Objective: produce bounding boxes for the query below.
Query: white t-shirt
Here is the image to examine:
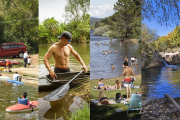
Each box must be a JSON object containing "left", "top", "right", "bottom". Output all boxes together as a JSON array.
[
  {"left": 13, "top": 74, "right": 19, "bottom": 81},
  {"left": 23, "top": 53, "right": 28, "bottom": 58},
  {"left": 131, "top": 57, "right": 135, "bottom": 61},
  {"left": 28, "top": 58, "right": 31, "bottom": 63}
]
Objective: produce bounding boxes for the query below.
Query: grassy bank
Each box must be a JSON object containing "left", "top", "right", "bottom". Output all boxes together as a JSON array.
[{"left": 90, "top": 75, "right": 141, "bottom": 120}]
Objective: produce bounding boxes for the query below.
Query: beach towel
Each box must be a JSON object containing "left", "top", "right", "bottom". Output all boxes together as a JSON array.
[{"left": 91, "top": 99, "right": 117, "bottom": 105}]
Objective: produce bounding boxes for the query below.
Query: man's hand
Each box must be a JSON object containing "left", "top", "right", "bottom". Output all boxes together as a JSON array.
[
  {"left": 82, "top": 66, "right": 88, "bottom": 73},
  {"left": 49, "top": 70, "right": 57, "bottom": 80}
]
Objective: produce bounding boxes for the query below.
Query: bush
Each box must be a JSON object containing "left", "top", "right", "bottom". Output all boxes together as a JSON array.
[{"left": 92, "top": 25, "right": 109, "bottom": 36}]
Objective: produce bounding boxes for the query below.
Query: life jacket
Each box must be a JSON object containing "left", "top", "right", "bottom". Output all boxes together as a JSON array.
[{"left": 18, "top": 98, "right": 28, "bottom": 105}]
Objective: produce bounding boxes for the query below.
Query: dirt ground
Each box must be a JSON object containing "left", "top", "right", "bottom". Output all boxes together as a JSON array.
[{"left": 1, "top": 54, "right": 39, "bottom": 78}]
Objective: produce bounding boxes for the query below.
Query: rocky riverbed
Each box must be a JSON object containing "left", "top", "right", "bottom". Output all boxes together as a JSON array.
[{"left": 141, "top": 94, "right": 180, "bottom": 120}]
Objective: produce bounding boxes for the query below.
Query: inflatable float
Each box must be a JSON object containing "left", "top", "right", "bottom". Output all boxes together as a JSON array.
[
  {"left": 7, "top": 79, "right": 23, "bottom": 84},
  {"left": 6, "top": 101, "right": 39, "bottom": 113}
]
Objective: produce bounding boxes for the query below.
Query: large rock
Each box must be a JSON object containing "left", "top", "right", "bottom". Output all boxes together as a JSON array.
[
  {"left": 142, "top": 51, "right": 164, "bottom": 69},
  {"left": 159, "top": 52, "right": 180, "bottom": 65}
]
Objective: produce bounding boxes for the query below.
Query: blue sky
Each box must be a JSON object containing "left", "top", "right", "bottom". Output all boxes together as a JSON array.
[
  {"left": 142, "top": 19, "right": 177, "bottom": 37},
  {"left": 141, "top": 1, "right": 179, "bottom": 37}
]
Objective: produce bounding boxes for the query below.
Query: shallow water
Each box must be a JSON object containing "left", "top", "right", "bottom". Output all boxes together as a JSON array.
[
  {"left": 38, "top": 43, "right": 90, "bottom": 120},
  {"left": 142, "top": 64, "right": 180, "bottom": 100},
  {"left": 90, "top": 31, "right": 141, "bottom": 80},
  {"left": 0, "top": 81, "right": 38, "bottom": 120}
]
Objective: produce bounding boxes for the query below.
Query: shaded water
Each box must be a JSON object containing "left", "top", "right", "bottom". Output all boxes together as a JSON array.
[
  {"left": 90, "top": 31, "right": 141, "bottom": 80},
  {"left": 38, "top": 43, "right": 90, "bottom": 120},
  {"left": 0, "top": 81, "right": 38, "bottom": 120},
  {"left": 142, "top": 64, "right": 180, "bottom": 101}
]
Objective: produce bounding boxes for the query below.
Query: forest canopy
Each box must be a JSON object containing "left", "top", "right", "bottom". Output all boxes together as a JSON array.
[{"left": 0, "top": 0, "right": 38, "bottom": 53}]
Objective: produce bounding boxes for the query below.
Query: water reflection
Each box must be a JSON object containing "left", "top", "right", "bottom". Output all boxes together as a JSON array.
[
  {"left": 39, "top": 91, "right": 84, "bottom": 120},
  {"left": 142, "top": 65, "right": 180, "bottom": 101}
]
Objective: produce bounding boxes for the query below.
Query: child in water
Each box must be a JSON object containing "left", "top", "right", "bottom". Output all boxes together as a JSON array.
[{"left": 18, "top": 92, "right": 31, "bottom": 106}]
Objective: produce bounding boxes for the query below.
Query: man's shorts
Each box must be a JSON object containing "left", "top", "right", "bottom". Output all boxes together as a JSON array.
[
  {"left": 124, "top": 83, "right": 131, "bottom": 88},
  {"left": 54, "top": 67, "right": 70, "bottom": 73},
  {"left": 28, "top": 63, "right": 31, "bottom": 65}
]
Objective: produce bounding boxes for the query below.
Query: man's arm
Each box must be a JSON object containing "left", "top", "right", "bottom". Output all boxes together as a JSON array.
[
  {"left": 69, "top": 45, "right": 87, "bottom": 73},
  {"left": 122, "top": 69, "right": 126, "bottom": 77},
  {"left": 43, "top": 46, "right": 57, "bottom": 79}
]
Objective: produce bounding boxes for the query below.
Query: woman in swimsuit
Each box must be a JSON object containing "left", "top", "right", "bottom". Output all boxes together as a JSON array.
[
  {"left": 96, "top": 90, "right": 116, "bottom": 105},
  {"left": 108, "top": 80, "right": 122, "bottom": 90},
  {"left": 96, "top": 78, "right": 108, "bottom": 90}
]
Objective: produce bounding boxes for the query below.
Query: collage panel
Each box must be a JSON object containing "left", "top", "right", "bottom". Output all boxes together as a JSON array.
[
  {"left": 0, "top": 0, "right": 39, "bottom": 119},
  {"left": 90, "top": 0, "right": 141, "bottom": 119},
  {"left": 141, "top": 0, "right": 180, "bottom": 119},
  {"left": 39, "top": 0, "right": 90, "bottom": 119}
]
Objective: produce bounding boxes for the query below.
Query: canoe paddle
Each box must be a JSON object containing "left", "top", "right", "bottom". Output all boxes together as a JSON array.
[{"left": 43, "top": 64, "right": 90, "bottom": 101}]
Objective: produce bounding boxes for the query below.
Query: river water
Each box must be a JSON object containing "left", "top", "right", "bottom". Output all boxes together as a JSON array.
[
  {"left": 142, "top": 64, "right": 180, "bottom": 101},
  {"left": 0, "top": 81, "right": 38, "bottom": 120},
  {"left": 38, "top": 43, "right": 90, "bottom": 120},
  {"left": 90, "top": 31, "right": 141, "bottom": 80}
]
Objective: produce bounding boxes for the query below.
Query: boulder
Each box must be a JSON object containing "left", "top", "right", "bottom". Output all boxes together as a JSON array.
[
  {"left": 159, "top": 52, "right": 180, "bottom": 65},
  {"left": 142, "top": 51, "right": 164, "bottom": 69}
]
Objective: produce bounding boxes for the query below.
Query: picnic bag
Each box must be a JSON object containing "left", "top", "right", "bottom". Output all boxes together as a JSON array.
[{"left": 116, "top": 93, "right": 123, "bottom": 103}]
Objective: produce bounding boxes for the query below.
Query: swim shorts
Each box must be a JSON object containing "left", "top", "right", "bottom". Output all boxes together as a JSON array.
[
  {"left": 124, "top": 83, "right": 131, "bottom": 88},
  {"left": 54, "top": 67, "right": 70, "bottom": 73}
]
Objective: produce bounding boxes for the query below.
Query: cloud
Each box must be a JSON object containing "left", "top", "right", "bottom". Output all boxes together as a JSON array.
[{"left": 90, "top": 4, "right": 115, "bottom": 18}]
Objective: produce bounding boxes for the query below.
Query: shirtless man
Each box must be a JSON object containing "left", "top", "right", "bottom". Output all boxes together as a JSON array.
[
  {"left": 122, "top": 61, "right": 134, "bottom": 99},
  {"left": 44, "top": 31, "right": 88, "bottom": 80}
]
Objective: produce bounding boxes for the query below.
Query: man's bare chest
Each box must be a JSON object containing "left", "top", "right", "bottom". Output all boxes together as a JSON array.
[{"left": 53, "top": 47, "right": 70, "bottom": 58}]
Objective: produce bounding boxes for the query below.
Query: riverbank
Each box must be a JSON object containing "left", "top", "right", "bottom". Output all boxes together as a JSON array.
[
  {"left": 90, "top": 75, "right": 141, "bottom": 120},
  {"left": 0, "top": 54, "right": 38, "bottom": 85}
]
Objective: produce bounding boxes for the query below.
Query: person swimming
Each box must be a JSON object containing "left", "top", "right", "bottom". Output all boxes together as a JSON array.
[
  {"left": 115, "top": 49, "right": 117, "bottom": 53},
  {"left": 111, "top": 64, "right": 114, "bottom": 69},
  {"left": 108, "top": 49, "right": 112, "bottom": 53}
]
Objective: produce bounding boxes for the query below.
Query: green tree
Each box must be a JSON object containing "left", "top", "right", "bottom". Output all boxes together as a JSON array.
[
  {"left": 0, "top": 0, "right": 38, "bottom": 53},
  {"left": 63, "top": 0, "right": 90, "bottom": 24},
  {"left": 112, "top": 0, "right": 141, "bottom": 40}
]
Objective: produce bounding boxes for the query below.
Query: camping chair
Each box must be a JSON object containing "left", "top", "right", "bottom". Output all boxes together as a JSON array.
[{"left": 125, "top": 94, "right": 141, "bottom": 114}]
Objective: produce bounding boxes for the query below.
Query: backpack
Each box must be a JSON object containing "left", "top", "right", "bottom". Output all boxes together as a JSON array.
[{"left": 116, "top": 93, "right": 123, "bottom": 103}]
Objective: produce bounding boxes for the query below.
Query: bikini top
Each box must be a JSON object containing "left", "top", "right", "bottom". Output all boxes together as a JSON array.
[{"left": 99, "top": 83, "right": 104, "bottom": 86}]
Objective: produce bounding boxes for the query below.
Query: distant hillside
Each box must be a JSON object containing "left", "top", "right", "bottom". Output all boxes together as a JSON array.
[{"left": 90, "top": 17, "right": 102, "bottom": 25}]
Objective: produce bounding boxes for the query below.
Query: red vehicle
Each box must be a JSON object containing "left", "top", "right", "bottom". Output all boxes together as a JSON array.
[{"left": 0, "top": 43, "right": 27, "bottom": 58}]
